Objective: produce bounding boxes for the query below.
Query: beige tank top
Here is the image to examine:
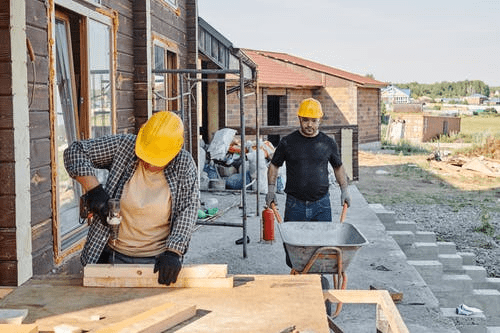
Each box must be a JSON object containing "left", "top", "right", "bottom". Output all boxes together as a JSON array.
[{"left": 109, "top": 160, "right": 171, "bottom": 257}]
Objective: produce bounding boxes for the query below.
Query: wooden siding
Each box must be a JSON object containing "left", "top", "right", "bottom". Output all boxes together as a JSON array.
[
  {"left": 0, "top": 0, "right": 199, "bottom": 285},
  {"left": 26, "top": 0, "right": 52, "bottom": 276}
]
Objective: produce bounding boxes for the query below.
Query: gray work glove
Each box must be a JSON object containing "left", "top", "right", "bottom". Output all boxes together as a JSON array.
[
  {"left": 340, "top": 186, "right": 351, "bottom": 207},
  {"left": 266, "top": 184, "right": 277, "bottom": 207}
]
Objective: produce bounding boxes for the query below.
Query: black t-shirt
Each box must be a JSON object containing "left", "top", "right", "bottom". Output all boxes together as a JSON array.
[{"left": 271, "top": 130, "right": 342, "bottom": 202}]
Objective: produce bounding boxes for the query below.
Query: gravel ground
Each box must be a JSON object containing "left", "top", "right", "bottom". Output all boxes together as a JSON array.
[{"left": 386, "top": 202, "right": 500, "bottom": 277}]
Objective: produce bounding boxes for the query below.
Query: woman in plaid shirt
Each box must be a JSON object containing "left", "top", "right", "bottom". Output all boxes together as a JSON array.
[{"left": 64, "top": 111, "right": 199, "bottom": 285}]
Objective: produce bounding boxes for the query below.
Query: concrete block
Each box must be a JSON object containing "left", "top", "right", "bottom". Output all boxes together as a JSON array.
[
  {"left": 438, "top": 242, "right": 458, "bottom": 255},
  {"left": 465, "top": 289, "right": 500, "bottom": 326},
  {"left": 404, "top": 242, "right": 439, "bottom": 260},
  {"left": 485, "top": 278, "right": 500, "bottom": 291},
  {"left": 438, "top": 254, "right": 464, "bottom": 273},
  {"left": 387, "top": 230, "right": 415, "bottom": 250},
  {"left": 407, "top": 260, "right": 443, "bottom": 284},
  {"left": 415, "top": 231, "right": 436, "bottom": 243},
  {"left": 393, "top": 220, "right": 417, "bottom": 233},
  {"left": 369, "top": 204, "right": 397, "bottom": 224},
  {"left": 458, "top": 252, "right": 476, "bottom": 265},
  {"left": 441, "top": 307, "right": 487, "bottom": 333},
  {"left": 463, "top": 265, "right": 487, "bottom": 284},
  {"left": 431, "top": 275, "right": 473, "bottom": 307}
]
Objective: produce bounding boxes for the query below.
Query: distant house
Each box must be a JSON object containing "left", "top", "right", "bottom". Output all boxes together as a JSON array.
[
  {"left": 225, "top": 49, "right": 387, "bottom": 147},
  {"left": 387, "top": 114, "right": 461, "bottom": 144},
  {"left": 381, "top": 85, "right": 411, "bottom": 104},
  {"left": 464, "top": 94, "right": 488, "bottom": 105},
  {"left": 487, "top": 98, "right": 500, "bottom": 105}
]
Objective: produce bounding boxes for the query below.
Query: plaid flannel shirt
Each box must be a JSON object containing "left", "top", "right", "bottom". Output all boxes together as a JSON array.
[{"left": 63, "top": 134, "right": 199, "bottom": 266}]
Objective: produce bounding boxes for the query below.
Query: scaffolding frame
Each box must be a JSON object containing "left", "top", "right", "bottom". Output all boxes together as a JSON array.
[{"left": 153, "top": 58, "right": 260, "bottom": 258}]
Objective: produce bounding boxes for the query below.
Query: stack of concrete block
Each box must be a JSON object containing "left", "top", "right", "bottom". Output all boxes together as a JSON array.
[{"left": 369, "top": 203, "right": 500, "bottom": 333}]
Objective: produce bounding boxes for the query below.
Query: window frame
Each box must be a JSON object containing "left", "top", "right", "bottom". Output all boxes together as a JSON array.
[
  {"left": 162, "top": 0, "right": 178, "bottom": 9},
  {"left": 152, "top": 38, "right": 179, "bottom": 112},
  {"left": 51, "top": 2, "right": 116, "bottom": 263}
]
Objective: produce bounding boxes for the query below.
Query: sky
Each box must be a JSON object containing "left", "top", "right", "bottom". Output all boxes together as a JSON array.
[{"left": 198, "top": 0, "right": 500, "bottom": 87}]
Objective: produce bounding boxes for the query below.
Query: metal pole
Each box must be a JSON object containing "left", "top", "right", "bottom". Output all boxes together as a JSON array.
[
  {"left": 239, "top": 58, "right": 247, "bottom": 258},
  {"left": 187, "top": 74, "right": 192, "bottom": 154},
  {"left": 255, "top": 83, "right": 260, "bottom": 218},
  {"left": 153, "top": 68, "right": 240, "bottom": 75},
  {"left": 179, "top": 74, "right": 185, "bottom": 121}
]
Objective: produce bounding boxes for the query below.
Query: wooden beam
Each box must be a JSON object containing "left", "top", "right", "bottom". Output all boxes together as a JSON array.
[
  {"left": 323, "top": 290, "right": 409, "bottom": 333},
  {"left": 84, "top": 264, "right": 233, "bottom": 288},
  {"left": 94, "top": 302, "right": 196, "bottom": 333}
]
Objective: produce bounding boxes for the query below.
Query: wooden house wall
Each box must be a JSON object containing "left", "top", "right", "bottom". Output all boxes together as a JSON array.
[
  {"left": 21, "top": 0, "right": 197, "bottom": 278},
  {"left": 0, "top": 0, "right": 17, "bottom": 286}
]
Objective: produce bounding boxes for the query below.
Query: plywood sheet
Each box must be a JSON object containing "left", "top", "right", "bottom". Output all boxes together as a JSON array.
[{"left": 34, "top": 295, "right": 195, "bottom": 332}]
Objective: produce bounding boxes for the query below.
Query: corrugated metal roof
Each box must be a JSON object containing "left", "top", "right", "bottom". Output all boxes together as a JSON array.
[{"left": 243, "top": 49, "right": 387, "bottom": 87}]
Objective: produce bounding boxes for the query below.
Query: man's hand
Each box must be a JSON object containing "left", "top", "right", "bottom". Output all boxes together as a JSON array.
[
  {"left": 340, "top": 186, "right": 351, "bottom": 208},
  {"left": 85, "top": 184, "right": 110, "bottom": 223},
  {"left": 266, "top": 184, "right": 277, "bottom": 207},
  {"left": 154, "top": 251, "right": 182, "bottom": 285}
]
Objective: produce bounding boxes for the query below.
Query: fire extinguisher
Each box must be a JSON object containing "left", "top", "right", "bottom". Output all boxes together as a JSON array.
[{"left": 262, "top": 202, "right": 282, "bottom": 241}]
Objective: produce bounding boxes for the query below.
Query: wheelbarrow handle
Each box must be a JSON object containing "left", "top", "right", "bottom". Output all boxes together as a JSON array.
[
  {"left": 270, "top": 202, "right": 282, "bottom": 223},
  {"left": 340, "top": 202, "right": 348, "bottom": 223}
]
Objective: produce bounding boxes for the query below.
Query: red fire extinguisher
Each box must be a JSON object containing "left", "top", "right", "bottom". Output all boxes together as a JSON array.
[{"left": 262, "top": 202, "right": 282, "bottom": 241}]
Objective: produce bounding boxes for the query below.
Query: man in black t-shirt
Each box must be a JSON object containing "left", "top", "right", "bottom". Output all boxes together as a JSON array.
[{"left": 266, "top": 98, "right": 351, "bottom": 222}]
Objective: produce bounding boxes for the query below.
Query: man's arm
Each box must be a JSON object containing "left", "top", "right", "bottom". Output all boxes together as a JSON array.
[
  {"left": 333, "top": 165, "right": 348, "bottom": 189},
  {"left": 75, "top": 175, "right": 100, "bottom": 192},
  {"left": 334, "top": 165, "right": 351, "bottom": 207},
  {"left": 267, "top": 162, "right": 279, "bottom": 185},
  {"left": 266, "top": 163, "right": 280, "bottom": 207}
]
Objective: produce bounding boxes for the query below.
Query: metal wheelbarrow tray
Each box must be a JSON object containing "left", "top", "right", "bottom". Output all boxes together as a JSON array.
[{"left": 278, "top": 222, "right": 368, "bottom": 274}]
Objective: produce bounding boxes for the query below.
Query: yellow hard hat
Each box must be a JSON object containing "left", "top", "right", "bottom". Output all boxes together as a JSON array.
[
  {"left": 135, "top": 111, "right": 184, "bottom": 166},
  {"left": 297, "top": 98, "right": 323, "bottom": 118}
]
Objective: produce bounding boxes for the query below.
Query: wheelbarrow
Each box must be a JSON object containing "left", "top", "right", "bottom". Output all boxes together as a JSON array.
[{"left": 273, "top": 203, "right": 369, "bottom": 318}]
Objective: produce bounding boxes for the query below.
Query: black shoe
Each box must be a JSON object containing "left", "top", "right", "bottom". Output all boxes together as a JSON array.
[{"left": 235, "top": 236, "right": 250, "bottom": 245}]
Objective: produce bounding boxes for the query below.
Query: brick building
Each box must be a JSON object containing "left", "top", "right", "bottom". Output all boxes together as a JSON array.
[{"left": 225, "top": 49, "right": 387, "bottom": 146}]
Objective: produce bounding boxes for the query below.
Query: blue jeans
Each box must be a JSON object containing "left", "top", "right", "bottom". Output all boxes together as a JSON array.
[
  {"left": 283, "top": 193, "right": 332, "bottom": 268},
  {"left": 98, "top": 245, "right": 157, "bottom": 264},
  {"left": 284, "top": 193, "right": 332, "bottom": 222}
]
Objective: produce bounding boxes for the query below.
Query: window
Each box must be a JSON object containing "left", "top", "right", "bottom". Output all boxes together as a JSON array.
[
  {"left": 52, "top": 8, "right": 115, "bottom": 258},
  {"left": 163, "top": 0, "right": 178, "bottom": 8},
  {"left": 153, "top": 42, "right": 178, "bottom": 112}
]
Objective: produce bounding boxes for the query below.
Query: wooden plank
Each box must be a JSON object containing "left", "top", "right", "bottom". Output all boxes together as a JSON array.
[
  {"left": 0, "top": 324, "right": 38, "bottom": 333},
  {"left": 95, "top": 302, "right": 195, "bottom": 333},
  {"left": 85, "top": 264, "right": 227, "bottom": 278},
  {"left": 323, "top": 290, "right": 409, "bottom": 333},
  {"left": 84, "top": 264, "right": 233, "bottom": 288}
]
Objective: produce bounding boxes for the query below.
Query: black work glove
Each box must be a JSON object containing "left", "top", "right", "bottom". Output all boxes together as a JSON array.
[
  {"left": 266, "top": 184, "right": 277, "bottom": 207},
  {"left": 86, "top": 184, "right": 110, "bottom": 224},
  {"left": 154, "top": 251, "right": 182, "bottom": 285}
]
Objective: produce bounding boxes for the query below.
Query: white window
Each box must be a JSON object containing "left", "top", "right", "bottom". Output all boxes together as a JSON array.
[
  {"left": 163, "top": 0, "right": 178, "bottom": 8},
  {"left": 52, "top": 7, "right": 115, "bottom": 258}
]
